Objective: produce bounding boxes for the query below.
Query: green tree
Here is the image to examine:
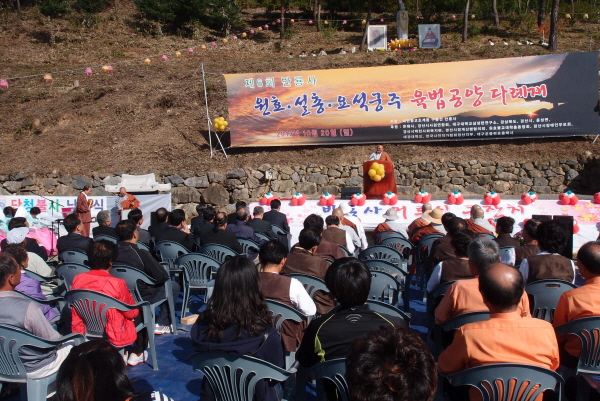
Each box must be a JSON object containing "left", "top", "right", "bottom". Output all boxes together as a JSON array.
[
  {"left": 38, "top": 0, "right": 70, "bottom": 47},
  {"left": 72, "top": 0, "right": 105, "bottom": 14},
  {"left": 208, "top": 0, "right": 241, "bottom": 36},
  {"left": 134, "top": 0, "right": 176, "bottom": 34}
]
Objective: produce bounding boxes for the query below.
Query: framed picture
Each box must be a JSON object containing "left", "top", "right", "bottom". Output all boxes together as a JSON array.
[
  {"left": 368, "top": 25, "right": 387, "bottom": 51},
  {"left": 418, "top": 24, "right": 441, "bottom": 49}
]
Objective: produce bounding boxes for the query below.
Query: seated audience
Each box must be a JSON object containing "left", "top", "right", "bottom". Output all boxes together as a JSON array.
[
  {"left": 3, "top": 243, "right": 59, "bottom": 322},
  {"left": 199, "top": 212, "right": 243, "bottom": 254},
  {"left": 192, "top": 255, "right": 284, "bottom": 401},
  {"left": 227, "top": 201, "right": 247, "bottom": 225},
  {"left": 409, "top": 208, "right": 446, "bottom": 245},
  {"left": 332, "top": 208, "right": 361, "bottom": 252},
  {"left": 302, "top": 214, "right": 344, "bottom": 260},
  {"left": 297, "top": 257, "right": 406, "bottom": 367},
  {"left": 408, "top": 203, "right": 433, "bottom": 237},
  {"left": 0, "top": 253, "right": 73, "bottom": 383},
  {"left": 154, "top": 209, "right": 195, "bottom": 251},
  {"left": 92, "top": 210, "right": 117, "bottom": 239},
  {"left": 192, "top": 206, "right": 216, "bottom": 243},
  {"left": 372, "top": 208, "right": 408, "bottom": 241},
  {"left": 554, "top": 241, "right": 600, "bottom": 366},
  {"left": 435, "top": 238, "right": 530, "bottom": 324},
  {"left": 27, "top": 206, "right": 44, "bottom": 228},
  {"left": 147, "top": 207, "right": 169, "bottom": 238},
  {"left": 258, "top": 240, "right": 316, "bottom": 352},
  {"left": 281, "top": 228, "right": 334, "bottom": 315},
  {"left": 339, "top": 203, "right": 368, "bottom": 250},
  {"left": 247, "top": 206, "right": 277, "bottom": 240},
  {"left": 127, "top": 209, "right": 151, "bottom": 246},
  {"left": 114, "top": 219, "right": 179, "bottom": 335},
  {"left": 519, "top": 220, "right": 575, "bottom": 284},
  {"left": 263, "top": 199, "right": 290, "bottom": 249},
  {"left": 346, "top": 325, "right": 437, "bottom": 401},
  {"left": 438, "top": 263, "right": 559, "bottom": 401},
  {"left": 465, "top": 205, "right": 494, "bottom": 234},
  {"left": 52, "top": 339, "right": 175, "bottom": 401},
  {"left": 426, "top": 231, "right": 474, "bottom": 292},
  {"left": 190, "top": 203, "right": 207, "bottom": 230},
  {"left": 322, "top": 215, "right": 353, "bottom": 253},
  {"left": 71, "top": 241, "right": 147, "bottom": 366},
  {"left": 5, "top": 226, "right": 54, "bottom": 281},
  {"left": 494, "top": 216, "right": 520, "bottom": 248},
  {"left": 1, "top": 217, "right": 49, "bottom": 260},
  {"left": 56, "top": 214, "right": 94, "bottom": 254},
  {"left": 514, "top": 218, "right": 541, "bottom": 266},
  {"left": 0, "top": 206, "right": 14, "bottom": 232},
  {"left": 424, "top": 214, "right": 466, "bottom": 271},
  {"left": 226, "top": 207, "right": 265, "bottom": 259}
]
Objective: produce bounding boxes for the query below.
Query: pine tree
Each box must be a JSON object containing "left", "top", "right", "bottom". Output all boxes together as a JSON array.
[{"left": 38, "top": 0, "right": 70, "bottom": 48}]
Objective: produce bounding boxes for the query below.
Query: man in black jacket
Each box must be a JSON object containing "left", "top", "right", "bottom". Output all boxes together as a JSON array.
[
  {"left": 114, "top": 219, "right": 179, "bottom": 335},
  {"left": 154, "top": 209, "right": 195, "bottom": 251},
  {"left": 199, "top": 212, "right": 243, "bottom": 254},
  {"left": 148, "top": 207, "right": 170, "bottom": 238},
  {"left": 247, "top": 206, "right": 277, "bottom": 240},
  {"left": 56, "top": 214, "right": 94, "bottom": 254},
  {"left": 262, "top": 199, "right": 290, "bottom": 249},
  {"left": 92, "top": 210, "right": 117, "bottom": 239}
]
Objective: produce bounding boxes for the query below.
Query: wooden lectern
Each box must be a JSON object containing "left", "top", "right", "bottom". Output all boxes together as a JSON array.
[{"left": 363, "top": 161, "right": 397, "bottom": 199}]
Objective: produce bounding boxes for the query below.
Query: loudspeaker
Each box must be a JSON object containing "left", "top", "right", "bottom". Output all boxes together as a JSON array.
[
  {"left": 532, "top": 214, "right": 573, "bottom": 259},
  {"left": 341, "top": 187, "right": 362, "bottom": 200}
]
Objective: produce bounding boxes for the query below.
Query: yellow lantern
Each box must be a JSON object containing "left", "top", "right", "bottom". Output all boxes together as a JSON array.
[
  {"left": 290, "top": 19, "right": 295, "bottom": 23},
  {"left": 324, "top": 20, "right": 328, "bottom": 25},
  {"left": 242, "top": 32, "right": 247, "bottom": 38},
  {"left": 175, "top": 51, "right": 181, "bottom": 57},
  {"left": 362, "top": 20, "right": 366, "bottom": 24},
  {"left": 201, "top": 44, "right": 207, "bottom": 50},
  {"left": 144, "top": 58, "right": 151, "bottom": 64},
  {"left": 43, "top": 74, "right": 52, "bottom": 83},
  {"left": 222, "top": 39, "right": 228, "bottom": 44},
  {"left": 258, "top": 26, "right": 263, "bottom": 31}
]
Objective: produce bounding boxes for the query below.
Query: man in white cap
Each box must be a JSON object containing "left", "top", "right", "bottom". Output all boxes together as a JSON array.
[
  {"left": 372, "top": 208, "right": 408, "bottom": 240},
  {"left": 339, "top": 203, "right": 368, "bottom": 250},
  {"left": 409, "top": 208, "right": 446, "bottom": 245}
]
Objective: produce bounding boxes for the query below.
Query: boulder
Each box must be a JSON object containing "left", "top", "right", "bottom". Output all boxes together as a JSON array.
[
  {"left": 72, "top": 175, "right": 92, "bottom": 190},
  {"left": 54, "top": 185, "right": 79, "bottom": 196},
  {"left": 171, "top": 187, "right": 201, "bottom": 204},
  {"left": 202, "top": 184, "right": 229, "bottom": 206},
  {"left": 308, "top": 173, "right": 329, "bottom": 185},
  {"left": 208, "top": 172, "right": 225, "bottom": 183},
  {"left": 227, "top": 169, "right": 246, "bottom": 179},
  {"left": 184, "top": 176, "right": 209, "bottom": 188},
  {"left": 3, "top": 181, "right": 21, "bottom": 193},
  {"left": 296, "top": 182, "right": 317, "bottom": 195}
]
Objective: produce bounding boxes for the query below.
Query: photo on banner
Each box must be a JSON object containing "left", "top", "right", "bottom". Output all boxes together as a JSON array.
[
  {"left": 224, "top": 52, "right": 599, "bottom": 147},
  {"left": 418, "top": 24, "right": 441, "bottom": 49},
  {"left": 367, "top": 25, "right": 388, "bottom": 50}
]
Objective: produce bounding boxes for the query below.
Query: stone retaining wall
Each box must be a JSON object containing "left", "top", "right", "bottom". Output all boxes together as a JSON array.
[{"left": 2, "top": 152, "right": 599, "bottom": 210}]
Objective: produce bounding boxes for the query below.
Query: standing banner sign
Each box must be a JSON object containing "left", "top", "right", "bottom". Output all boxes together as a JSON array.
[{"left": 224, "top": 52, "right": 599, "bottom": 147}]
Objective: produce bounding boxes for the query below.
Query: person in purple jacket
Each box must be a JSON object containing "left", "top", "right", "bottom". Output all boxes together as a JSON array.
[{"left": 3, "top": 243, "right": 59, "bottom": 322}]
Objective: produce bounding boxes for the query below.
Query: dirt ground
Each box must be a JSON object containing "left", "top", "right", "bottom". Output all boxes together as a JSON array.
[{"left": 1, "top": 3, "right": 599, "bottom": 175}]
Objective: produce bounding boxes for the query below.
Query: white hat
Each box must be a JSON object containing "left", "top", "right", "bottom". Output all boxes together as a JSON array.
[
  {"left": 339, "top": 202, "right": 352, "bottom": 214},
  {"left": 6, "top": 227, "right": 29, "bottom": 244},
  {"left": 423, "top": 208, "right": 444, "bottom": 225},
  {"left": 382, "top": 208, "right": 399, "bottom": 221}
]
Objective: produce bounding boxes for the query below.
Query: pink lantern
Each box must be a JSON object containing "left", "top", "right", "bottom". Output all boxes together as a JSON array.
[
  {"left": 451, "top": 14, "right": 457, "bottom": 19},
  {"left": 84, "top": 68, "right": 93, "bottom": 76},
  {"left": 250, "top": 29, "right": 255, "bottom": 34},
  {"left": 211, "top": 42, "right": 217, "bottom": 47},
  {"left": 233, "top": 35, "right": 238, "bottom": 40},
  {"left": 161, "top": 54, "right": 168, "bottom": 61},
  {"left": 308, "top": 19, "right": 313, "bottom": 24},
  {"left": 264, "top": 24, "right": 269, "bottom": 29},
  {"left": 188, "top": 48, "right": 194, "bottom": 55},
  {"left": 277, "top": 19, "right": 281, "bottom": 23},
  {"left": 380, "top": 18, "right": 384, "bottom": 22},
  {"left": 342, "top": 20, "right": 347, "bottom": 24},
  {"left": 0, "top": 80, "right": 8, "bottom": 89}
]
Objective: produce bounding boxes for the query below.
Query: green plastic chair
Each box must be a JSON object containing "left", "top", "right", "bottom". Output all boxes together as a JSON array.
[
  {"left": 441, "top": 363, "right": 563, "bottom": 401},
  {"left": 283, "top": 273, "right": 328, "bottom": 301},
  {"left": 0, "top": 324, "right": 84, "bottom": 401},
  {"left": 55, "top": 263, "right": 90, "bottom": 291},
  {"left": 198, "top": 244, "right": 238, "bottom": 265},
  {"left": 307, "top": 358, "right": 349, "bottom": 401},
  {"left": 175, "top": 253, "right": 220, "bottom": 321},
  {"left": 65, "top": 289, "right": 159, "bottom": 370},
  {"left": 526, "top": 279, "right": 577, "bottom": 323},
  {"left": 93, "top": 234, "right": 118, "bottom": 244},
  {"left": 191, "top": 351, "right": 296, "bottom": 401},
  {"left": 58, "top": 250, "right": 88, "bottom": 266},
  {"left": 366, "top": 299, "right": 410, "bottom": 326}
]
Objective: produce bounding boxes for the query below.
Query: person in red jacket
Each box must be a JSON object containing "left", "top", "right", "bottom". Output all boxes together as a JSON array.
[{"left": 71, "top": 240, "right": 148, "bottom": 366}]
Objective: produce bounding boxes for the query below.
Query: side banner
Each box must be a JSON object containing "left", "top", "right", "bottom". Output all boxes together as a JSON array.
[{"left": 225, "top": 52, "right": 599, "bottom": 147}]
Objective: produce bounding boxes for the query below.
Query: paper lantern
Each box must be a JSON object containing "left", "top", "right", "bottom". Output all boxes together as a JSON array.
[
  {"left": 249, "top": 30, "right": 254, "bottom": 35},
  {"left": 529, "top": 9, "right": 535, "bottom": 13},
  {"left": 521, "top": 191, "right": 538, "bottom": 205},
  {"left": 379, "top": 18, "right": 384, "bottom": 22},
  {"left": 102, "top": 65, "right": 113, "bottom": 73},
  {"left": 233, "top": 36, "right": 238, "bottom": 40},
  {"left": 584, "top": 13, "right": 589, "bottom": 19},
  {"left": 319, "top": 193, "right": 336, "bottom": 206},
  {"left": 342, "top": 20, "right": 347, "bottom": 24},
  {"left": 290, "top": 192, "right": 306, "bottom": 206},
  {"left": 211, "top": 42, "right": 217, "bottom": 47},
  {"left": 559, "top": 190, "right": 578, "bottom": 205},
  {"left": 43, "top": 74, "right": 52, "bottom": 83},
  {"left": 221, "top": 39, "right": 227, "bottom": 44},
  {"left": 471, "top": 14, "right": 476, "bottom": 19},
  {"left": 447, "top": 190, "right": 464, "bottom": 205},
  {"left": 201, "top": 44, "right": 207, "bottom": 50},
  {"left": 290, "top": 19, "right": 294, "bottom": 23},
  {"left": 264, "top": 24, "right": 269, "bottom": 29},
  {"left": 0, "top": 80, "right": 7, "bottom": 89},
  {"left": 565, "top": 14, "right": 572, "bottom": 19},
  {"left": 451, "top": 14, "right": 457, "bottom": 19},
  {"left": 324, "top": 20, "right": 328, "bottom": 25},
  {"left": 271, "top": 22, "right": 276, "bottom": 25},
  {"left": 362, "top": 20, "right": 366, "bottom": 24},
  {"left": 350, "top": 193, "right": 366, "bottom": 206},
  {"left": 242, "top": 32, "right": 248, "bottom": 37},
  {"left": 260, "top": 192, "right": 278, "bottom": 205},
  {"left": 594, "top": 192, "right": 600, "bottom": 204},
  {"left": 309, "top": 20, "right": 313, "bottom": 24},
  {"left": 161, "top": 55, "right": 168, "bottom": 61},
  {"left": 414, "top": 191, "right": 431, "bottom": 204},
  {"left": 84, "top": 68, "right": 93, "bottom": 76},
  {"left": 382, "top": 191, "right": 398, "bottom": 205},
  {"left": 277, "top": 19, "right": 281, "bottom": 23},
  {"left": 188, "top": 48, "right": 194, "bottom": 54},
  {"left": 175, "top": 51, "right": 181, "bottom": 57},
  {"left": 258, "top": 26, "right": 263, "bottom": 31},
  {"left": 484, "top": 191, "right": 501, "bottom": 206}
]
